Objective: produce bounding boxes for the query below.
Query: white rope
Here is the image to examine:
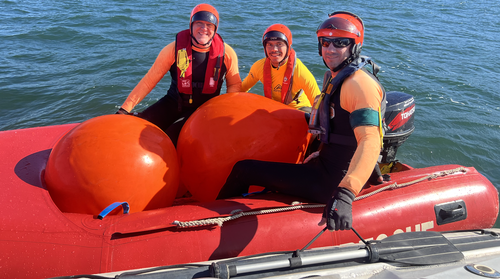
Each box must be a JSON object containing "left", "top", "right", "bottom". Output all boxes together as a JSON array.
[
  {"left": 354, "top": 166, "right": 467, "bottom": 201},
  {"left": 173, "top": 167, "right": 467, "bottom": 228},
  {"left": 172, "top": 203, "right": 325, "bottom": 228}
]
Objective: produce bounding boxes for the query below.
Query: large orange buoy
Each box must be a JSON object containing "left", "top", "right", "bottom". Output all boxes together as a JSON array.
[
  {"left": 177, "top": 92, "right": 310, "bottom": 202},
  {"left": 45, "top": 115, "right": 179, "bottom": 215}
]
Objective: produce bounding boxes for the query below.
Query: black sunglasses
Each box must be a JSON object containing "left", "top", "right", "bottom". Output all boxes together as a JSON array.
[{"left": 320, "top": 37, "right": 352, "bottom": 48}]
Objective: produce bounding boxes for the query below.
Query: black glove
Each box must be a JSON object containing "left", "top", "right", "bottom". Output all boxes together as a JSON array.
[
  {"left": 116, "top": 107, "right": 129, "bottom": 115},
  {"left": 321, "top": 187, "right": 355, "bottom": 231},
  {"left": 369, "top": 164, "right": 383, "bottom": 185}
]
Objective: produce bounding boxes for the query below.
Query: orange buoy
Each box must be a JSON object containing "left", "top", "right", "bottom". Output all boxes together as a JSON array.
[
  {"left": 45, "top": 115, "right": 179, "bottom": 215},
  {"left": 177, "top": 92, "right": 310, "bottom": 202}
]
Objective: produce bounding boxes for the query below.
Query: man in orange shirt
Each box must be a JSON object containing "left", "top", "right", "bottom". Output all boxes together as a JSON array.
[
  {"left": 218, "top": 11, "right": 385, "bottom": 232},
  {"left": 241, "top": 24, "right": 320, "bottom": 111},
  {"left": 116, "top": 4, "right": 241, "bottom": 146}
]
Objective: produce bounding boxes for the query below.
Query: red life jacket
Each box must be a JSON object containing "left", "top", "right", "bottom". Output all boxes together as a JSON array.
[
  {"left": 263, "top": 48, "right": 296, "bottom": 104},
  {"left": 175, "top": 29, "right": 225, "bottom": 95}
]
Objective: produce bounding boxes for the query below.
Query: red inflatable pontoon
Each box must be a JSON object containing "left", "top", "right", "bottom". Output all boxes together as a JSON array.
[
  {"left": 1, "top": 92, "right": 498, "bottom": 278},
  {"left": 0, "top": 122, "right": 498, "bottom": 279}
]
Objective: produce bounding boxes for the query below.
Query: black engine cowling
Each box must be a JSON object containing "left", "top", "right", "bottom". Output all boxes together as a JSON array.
[{"left": 380, "top": 91, "right": 415, "bottom": 163}]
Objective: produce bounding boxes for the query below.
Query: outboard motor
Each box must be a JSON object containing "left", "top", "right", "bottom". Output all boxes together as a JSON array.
[{"left": 380, "top": 91, "right": 415, "bottom": 164}]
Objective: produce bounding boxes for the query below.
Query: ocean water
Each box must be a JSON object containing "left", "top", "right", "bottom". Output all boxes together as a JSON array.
[{"left": 1, "top": 1, "right": 499, "bottom": 222}]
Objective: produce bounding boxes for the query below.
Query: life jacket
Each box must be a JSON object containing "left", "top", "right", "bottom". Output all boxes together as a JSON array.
[
  {"left": 263, "top": 48, "right": 296, "bottom": 104},
  {"left": 175, "top": 29, "right": 225, "bottom": 97},
  {"left": 308, "top": 56, "right": 386, "bottom": 146}
]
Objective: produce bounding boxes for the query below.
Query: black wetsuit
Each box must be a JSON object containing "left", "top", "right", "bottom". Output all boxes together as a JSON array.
[
  {"left": 139, "top": 34, "right": 227, "bottom": 147},
  {"left": 217, "top": 58, "right": 385, "bottom": 203}
]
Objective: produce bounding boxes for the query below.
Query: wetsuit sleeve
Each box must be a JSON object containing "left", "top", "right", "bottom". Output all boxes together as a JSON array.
[
  {"left": 338, "top": 70, "right": 384, "bottom": 195},
  {"left": 294, "top": 59, "right": 321, "bottom": 106},
  {"left": 223, "top": 43, "right": 242, "bottom": 93},
  {"left": 241, "top": 59, "right": 264, "bottom": 92},
  {"left": 120, "top": 42, "right": 176, "bottom": 112}
]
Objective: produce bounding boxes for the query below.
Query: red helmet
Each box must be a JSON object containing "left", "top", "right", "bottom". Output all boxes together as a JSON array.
[
  {"left": 262, "top": 24, "right": 293, "bottom": 58},
  {"left": 190, "top": 3, "right": 219, "bottom": 33},
  {"left": 316, "top": 11, "right": 364, "bottom": 46}
]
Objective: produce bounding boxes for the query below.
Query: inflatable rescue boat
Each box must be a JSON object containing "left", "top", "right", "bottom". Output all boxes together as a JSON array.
[
  {"left": 69, "top": 229, "right": 500, "bottom": 279},
  {"left": 0, "top": 92, "right": 498, "bottom": 279}
]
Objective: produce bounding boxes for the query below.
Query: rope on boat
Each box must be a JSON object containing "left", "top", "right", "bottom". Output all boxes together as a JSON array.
[
  {"left": 172, "top": 202, "right": 325, "bottom": 228},
  {"left": 353, "top": 166, "right": 467, "bottom": 201},
  {"left": 172, "top": 166, "right": 467, "bottom": 228}
]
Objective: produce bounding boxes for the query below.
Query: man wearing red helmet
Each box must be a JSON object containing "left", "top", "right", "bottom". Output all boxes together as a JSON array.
[
  {"left": 241, "top": 24, "right": 320, "bottom": 111},
  {"left": 116, "top": 3, "right": 241, "bottom": 146},
  {"left": 217, "top": 12, "right": 386, "bottom": 232}
]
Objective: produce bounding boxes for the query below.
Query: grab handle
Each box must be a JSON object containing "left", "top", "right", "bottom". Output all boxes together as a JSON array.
[{"left": 434, "top": 200, "right": 467, "bottom": 225}]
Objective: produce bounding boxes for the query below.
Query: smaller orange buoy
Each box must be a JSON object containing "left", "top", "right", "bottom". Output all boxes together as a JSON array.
[
  {"left": 45, "top": 115, "right": 179, "bottom": 215},
  {"left": 177, "top": 92, "right": 310, "bottom": 202}
]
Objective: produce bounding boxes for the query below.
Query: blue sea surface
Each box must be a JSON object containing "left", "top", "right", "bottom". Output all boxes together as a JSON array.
[{"left": 1, "top": 1, "right": 499, "bottom": 222}]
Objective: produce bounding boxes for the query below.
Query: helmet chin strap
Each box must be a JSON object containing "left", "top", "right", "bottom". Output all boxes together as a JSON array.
[
  {"left": 191, "top": 33, "right": 214, "bottom": 48},
  {"left": 268, "top": 45, "right": 289, "bottom": 70},
  {"left": 330, "top": 55, "right": 354, "bottom": 72},
  {"left": 274, "top": 56, "right": 288, "bottom": 70},
  {"left": 326, "top": 43, "right": 361, "bottom": 72}
]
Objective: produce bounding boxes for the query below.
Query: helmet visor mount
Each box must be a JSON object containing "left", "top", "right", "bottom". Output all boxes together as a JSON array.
[
  {"left": 191, "top": 11, "right": 218, "bottom": 30},
  {"left": 262, "top": 31, "right": 288, "bottom": 46},
  {"left": 317, "top": 17, "right": 360, "bottom": 37}
]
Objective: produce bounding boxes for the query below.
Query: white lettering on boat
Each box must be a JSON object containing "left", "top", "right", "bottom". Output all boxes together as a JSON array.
[{"left": 358, "top": 221, "right": 435, "bottom": 243}]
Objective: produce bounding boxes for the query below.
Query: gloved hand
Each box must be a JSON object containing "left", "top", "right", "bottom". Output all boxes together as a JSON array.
[
  {"left": 116, "top": 107, "right": 129, "bottom": 115},
  {"left": 318, "top": 187, "right": 355, "bottom": 231}
]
